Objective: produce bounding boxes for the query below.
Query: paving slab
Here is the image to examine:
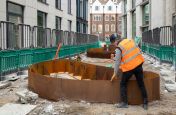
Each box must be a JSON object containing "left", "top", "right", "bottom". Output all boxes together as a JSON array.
[
  {"left": 16, "top": 90, "right": 38, "bottom": 104},
  {"left": 0, "top": 103, "right": 37, "bottom": 115}
]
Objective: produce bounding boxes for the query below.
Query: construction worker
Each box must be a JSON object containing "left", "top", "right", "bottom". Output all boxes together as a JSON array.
[{"left": 110, "top": 34, "right": 148, "bottom": 110}]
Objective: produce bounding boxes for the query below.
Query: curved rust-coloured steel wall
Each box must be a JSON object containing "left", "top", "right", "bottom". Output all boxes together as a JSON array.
[
  {"left": 28, "top": 59, "right": 160, "bottom": 104},
  {"left": 87, "top": 47, "right": 114, "bottom": 59}
]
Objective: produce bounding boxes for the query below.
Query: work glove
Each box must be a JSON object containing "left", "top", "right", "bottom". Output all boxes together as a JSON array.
[{"left": 110, "top": 54, "right": 115, "bottom": 60}]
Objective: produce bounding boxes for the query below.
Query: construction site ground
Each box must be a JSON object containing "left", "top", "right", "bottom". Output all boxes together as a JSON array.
[{"left": 0, "top": 54, "right": 176, "bottom": 115}]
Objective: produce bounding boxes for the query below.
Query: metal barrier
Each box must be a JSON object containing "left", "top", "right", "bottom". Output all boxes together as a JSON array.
[
  {"left": 160, "top": 26, "right": 172, "bottom": 46},
  {"left": 18, "top": 24, "right": 32, "bottom": 48},
  {"left": 142, "top": 26, "right": 175, "bottom": 68},
  {"left": 52, "top": 29, "right": 64, "bottom": 46},
  {"left": 0, "top": 21, "right": 17, "bottom": 50},
  {"left": 32, "top": 26, "right": 52, "bottom": 48}
]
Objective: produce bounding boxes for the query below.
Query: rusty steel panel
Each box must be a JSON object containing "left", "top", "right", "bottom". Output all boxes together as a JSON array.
[
  {"left": 87, "top": 48, "right": 114, "bottom": 59},
  {"left": 28, "top": 59, "right": 160, "bottom": 104}
]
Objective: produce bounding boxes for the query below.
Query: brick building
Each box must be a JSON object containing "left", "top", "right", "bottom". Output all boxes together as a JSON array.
[{"left": 90, "top": 0, "right": 122, "bottom": 40}]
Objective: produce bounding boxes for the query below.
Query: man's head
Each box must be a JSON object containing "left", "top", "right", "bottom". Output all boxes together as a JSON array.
[{"left": 109, "top": 34, "right": 122, "bottom": 46}]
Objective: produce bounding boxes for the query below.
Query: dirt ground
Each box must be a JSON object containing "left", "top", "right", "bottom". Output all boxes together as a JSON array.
[{"left": 0, "top": 55, "right": 176, "bottom": 115}]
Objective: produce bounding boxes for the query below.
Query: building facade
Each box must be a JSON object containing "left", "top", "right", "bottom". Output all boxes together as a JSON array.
[
  {"left": 90, "top": 0, "right": 122, "bottom": 40},
  {"left": 121, "top": 0, "right": 176, "bottom": 39},
  {"left": 76, "top": 0, "right": 89, "bottom": 33},
  {"left": 0, "top": 0, "right": 77, "bottom": 32}
]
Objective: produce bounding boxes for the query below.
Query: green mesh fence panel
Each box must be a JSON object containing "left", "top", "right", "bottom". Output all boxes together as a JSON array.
[{"left": 0, "top": 42, "right": 100, "bottom": 73}]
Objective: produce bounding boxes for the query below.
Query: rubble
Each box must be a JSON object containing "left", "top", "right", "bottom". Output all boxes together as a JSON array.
[
  {"left": 170, "top": 66, "right": 175, "bottom": 71},
  {"left": 7, "top": 75, "right": 20, "bottom": 81},
  {"left": 0, "top": 103, "right": 36, "bottom": 115},
  {"left": 43, "top": 104, "right": 54, "bottom": 114},
  {"left": 0, "top": 81, "right": 12, "bottom": 89},
  {"left": 16, "top": 89, "right": 38, "bottom": 104},
  {"left": 165, "top": 83, "right": 176, "bottom": 92},
  {"left": 163, "top": 78, "right": 175, "bottom": 84},
  {"left": 160, "top": 69, "right": 170, "bottom": 76}
]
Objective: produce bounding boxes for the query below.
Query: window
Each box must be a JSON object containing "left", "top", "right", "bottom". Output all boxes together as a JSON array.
[
  {"left": 56, "top": 16, "right": 61, "bottom": 30},
  {"left": 98, "top": 24, "right": 102, "bottom": 32},
  {"left": 38, "top": 0, "right": 47, "bottom": 3},
  {"left": 108, "top": 6, "right": 112, "bottom": 11},
  {"left": 111, "top": 15, "right": 115, "bottom": 21},
  {"left": 173, "top": 15, "right": 176, "bottom": 26},
  {"left": 68, "top": 20, "right": 72, "bottom": 32},
  {"left": 132, "top": 0, "right": 136, "bottom": 8},
  {"left": 95, "top": 6, "right": 99, "bottom": 11},
  {"left": 93, "top": 15, "right": 101, "bottom": 21},
  {"left": 124, "top": 0, "right": 127, "bottom": 13},
  {"left": 80, "top": 0, "right": 83, "bottom": 18},
  {"left": 7, "top": 2, "right": 23, "bottom": 49},
  {"left": 56, "top": 0, "right": 61, "bottom": 10},
  {"left": 83, "top": 24, "right": 87, "bottom": 33},
  {"left": 37, "top": 11, "right": 47, "bottom": 27},
  {"left": 105, "top": 15, "right": 109, "bottom": 21},
  {"left": 132, "top": 11, "right": 136, "bottom": 38},
  {"left": 86, "top": 0, "right": 88, "bottom": 20},
  {"left": 124, "top": 15, "right": 127, "bottom": 38},
  {"left": 77, "top": 22, "right": 80, "bottom": 32},
  {"left": 92, "top": 24, "right": 96, "bottom": 32},
  {"left": 105, "top": 24, "right": 109, "bottom": 32},
  {"left": 68, "top": 0, "right": 71, "bottom": 14},
  {"left": 143, "top": 4, "right": 149, "bottom": 25},
  {"left": 142, "top": 4, "right": 149, "bottom": 32},
  {"left": 7, "top": 2, "right": 23, "bottom": 24},
  {"left": 111, "top": 24, "right": 115, "bottom": 32}
]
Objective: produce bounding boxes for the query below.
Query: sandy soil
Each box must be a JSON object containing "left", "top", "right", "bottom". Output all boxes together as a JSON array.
[{"left": 0, "top": 56, "right": 176, "bottom": 115}]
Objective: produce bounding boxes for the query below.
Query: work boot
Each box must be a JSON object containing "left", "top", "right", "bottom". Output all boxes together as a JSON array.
[
  {"left": 143, "top": 103, "right": 148, "bottom": 110},
  {"left": 116, "top": 102, "right": 128, "bottom": 108},
  {"left": 143, "top": 98, "right": 148, "bottom": 110}
]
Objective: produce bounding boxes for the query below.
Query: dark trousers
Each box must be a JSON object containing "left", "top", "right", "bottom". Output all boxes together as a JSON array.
[{"left": 120, "top": 64, "right": 148, "bottom": 104}]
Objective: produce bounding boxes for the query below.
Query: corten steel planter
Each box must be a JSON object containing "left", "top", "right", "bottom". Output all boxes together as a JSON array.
[
  {"left": 87, "top": 46, "right": 115, "bottom": 59},
  {"left": 28, "top": 59, "right": 160, "bottom": 104}
]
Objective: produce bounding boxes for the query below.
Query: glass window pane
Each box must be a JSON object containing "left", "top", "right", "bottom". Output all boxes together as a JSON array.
[
  {"left": 8, "top": 2, "right": 23, "bottom": 15},
  {"left": 37, "top": 11, "right": 47, "bottom": 27},
  {"left": 132, "top": 11, "right": 136, "bottom": 38},
  {"left": 56, "top": 17, "right": 61, "bottom": 30},
  {"left": 143, "top": 4, "right": 149, "bottom": 25}
]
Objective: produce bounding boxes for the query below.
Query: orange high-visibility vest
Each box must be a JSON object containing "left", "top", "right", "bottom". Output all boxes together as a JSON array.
[{"left": 118, "top": 39, "right": 144, "bottom": 72}]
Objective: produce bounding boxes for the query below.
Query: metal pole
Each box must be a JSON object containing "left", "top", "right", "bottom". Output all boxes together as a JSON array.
[
  {"left": 103, "top": 6, "right": 105, "bottom": 41},
  {"left": 116, "top": 5, "right": 118, "bottom": 34},
  {"left": 90, "top": 6, "right": 93, "bottom": 34}
]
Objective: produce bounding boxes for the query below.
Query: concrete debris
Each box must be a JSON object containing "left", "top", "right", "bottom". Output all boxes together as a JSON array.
[
  {"left": 165, "top": 83, "right": 176, "bottom": 92},
  {"left": 164, "top": 90, "right": 168, "bottom": 93},
  {"left": 163, "top": 78, "right": 175, "bottom": 84},
  {"left": 160, "top": 69, "right": 171, "bottom": 76},
  {"left": 55, "top": 104, "right": 70, "bottom": 113},
  {"left": 0, "top": 81, "right": 12, "bottom": 89},
  {"left": 43, "top": 104, "right": 54, "bottom": 114},
  {"left": 0, "top": 103, "right": 36, "bottom": 115},
  {"left": 171, "top": 66, "right": 175, "bottom": 71},
  {"left": 80, "top": 100, "right": 86, "bottom": 104},
  {"left": 8, "top": 75, "right": 20, "bottom": 81},
  {"left": 16, "top": 89, "right": 38, "bottom": 104}
]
